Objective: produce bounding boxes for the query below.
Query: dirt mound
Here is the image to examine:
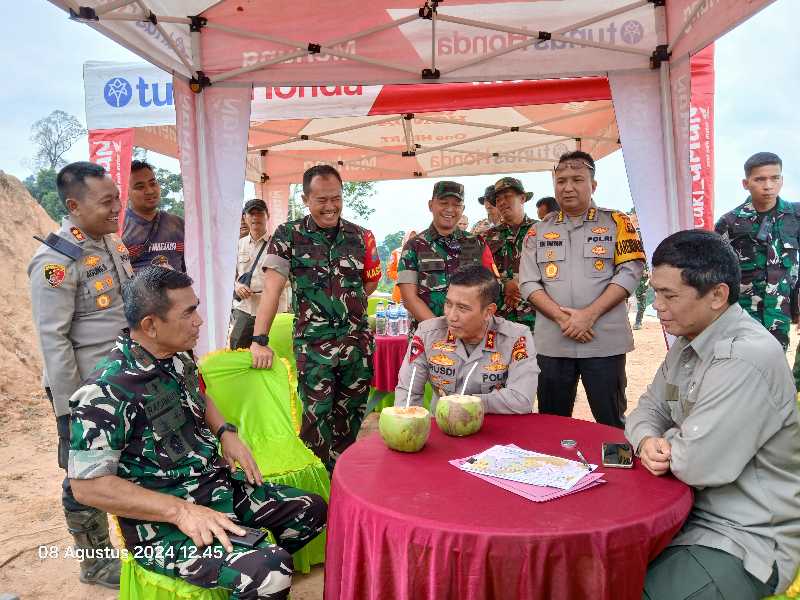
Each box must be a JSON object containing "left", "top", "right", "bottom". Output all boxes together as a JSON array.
[{"left": 0, "top": 171, "right": 57, "bottom": 402}]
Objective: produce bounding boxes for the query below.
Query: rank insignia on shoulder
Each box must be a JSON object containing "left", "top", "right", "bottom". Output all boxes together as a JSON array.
[
  {"left": 70, "top": 227, "right": 85, "bottom": 242},
  {"left": 44, "top": 264, "right": 66, "bottom": 288},
  {"left": 83, "top": 255, "right": 101, "bottom": 268},
  {"left": 409, "top": 335, "right": 425, "bottom": 362},
  {"left": 96, "top": 293, "right": 111, "bottom": 309},
  {"left": 587, "top": 207, "right": 597, "bottom": 221},
  {"left": 525, "top": 227, "right": 536, "bottom": 239},
  {"left": 485, "top": 330, "right": 496, "bottom": 349},
  {"left": 511, "top": 336, "right": 528, "bottom": 361},
  {"left": 544, "top": 262, "right": 558, "bottom": 278}
]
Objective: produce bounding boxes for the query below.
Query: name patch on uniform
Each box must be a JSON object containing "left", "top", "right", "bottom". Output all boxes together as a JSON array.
[
  {"left": 543, "top": 232, "right": 560, "bottom": 240},
  {"left": 70, "top": 227, "right": 85, "bottom": 242},
  {"left": 591, "top": 227, "right": 609, "bottom": 234},
  {"left": 86, "top": 264, "right": 109, "bottom": 278},
  {"left": 83, "top": 255, "right": 101, "bottom": 268},
  {"left": 96, "top": 293, "right": 111, "bottom": 309},
  {"left": 544, "top": 262, "right": 558, "bottom": 279},
  {"left": 430, "top": 365, "right": 456, "bottom": 377},
  {"left": 409, "top": 336, "right": 424, "bottom": 362},
  {"left": 44, "top": 264, "right": 66, "bottom": 288},
  {"left": 430, "top": 354, "right": 455, "bottom": 367},
  {"left": 512, "top": 336, "right": 528, "bottom": 361}
]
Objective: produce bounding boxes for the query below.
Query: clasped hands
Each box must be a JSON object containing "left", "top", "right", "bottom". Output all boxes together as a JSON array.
[{"left": 556, "top": 306, "right": 597, "bottom": 343}]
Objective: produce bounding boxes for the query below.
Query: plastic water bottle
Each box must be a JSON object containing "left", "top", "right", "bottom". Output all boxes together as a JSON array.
[
  {"left": 387, "top": 303, "right": 400, "bottom": 336},
  {"left": 375, "top": 301, "right": 387, "bottom": 336},
  {"left": 397, "top": 303, "right": 408, "bottom": 336}
]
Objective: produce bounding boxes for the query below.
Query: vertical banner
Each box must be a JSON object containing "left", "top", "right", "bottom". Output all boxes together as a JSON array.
[
  {"left": 88, "top": 128, "right": 134, "bottom": 234},
  {"left": 669, "top": 55, "right": 694, "bottom": 232},
  {"left": 689, "top": 45, "right": 715, "bottom": 230},
  {"left": 174, "top": 79, "right": 252, "bottom": 355},
  {"left": 609, "top": 69, "right": 669, "bottom": 262}
]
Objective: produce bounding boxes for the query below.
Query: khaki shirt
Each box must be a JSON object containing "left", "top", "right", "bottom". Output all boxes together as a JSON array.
[
  {"left": 518, "top": 204, "right": 645, "bottom": 358},
  {"left": 626, "top": 304, "right": 800, "bottom": 590},
  {"left": 28, "top": 218, "right": 133, "bottom": 417},
  {"left": 233, "top": 232, "right": 270, "bottom": 316},
  {"left": 395, "top": 315, "right": 538, "bottom": 414}
]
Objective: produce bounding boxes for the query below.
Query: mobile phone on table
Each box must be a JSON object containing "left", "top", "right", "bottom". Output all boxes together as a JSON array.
[
  {"left": 601, "top": 442, "right": 634, "bottom": 468},
  {"left": 228, "top": 525, "right": 268, "bottom": 548}
]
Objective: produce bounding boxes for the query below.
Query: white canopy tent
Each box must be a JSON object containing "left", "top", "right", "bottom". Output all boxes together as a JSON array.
[{"left": 52, "top": 0, "right": 774, "bottom": 353}]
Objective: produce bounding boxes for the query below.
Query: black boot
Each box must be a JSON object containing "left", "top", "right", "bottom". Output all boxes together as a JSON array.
[{"left": 64, "top": 509, "right": 121, "bottom": 589}]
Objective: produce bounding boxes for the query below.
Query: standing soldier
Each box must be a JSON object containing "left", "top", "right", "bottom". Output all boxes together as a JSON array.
[
  {"left": 632, "top": 263, "right": 650, "bottom": 330},
  {"left": 519, "top": 151, "right": 645, "bottom": 428},
  {"left": 250, "top": 165, "right": 382, "bottom": 472},
  {"left": 482, "top": 177, "right": 537, "bottom": 334},
  {"left": 123, "top": 160, "right": 185, "bottom": 272},
  {"left": 471, "top": 185, "right": 502, "bottom": 236},
  {"left": 714, "top": 153, "right": 800, "bottom": 385},
  {"left": 398, "top": 181, "right": 496, "bottom": 330},
  {"left": 28, "top": 161, "right": 133, "bottom": 588}
]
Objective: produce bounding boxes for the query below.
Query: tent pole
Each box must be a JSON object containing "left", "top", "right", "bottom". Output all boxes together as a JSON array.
[
  {"left": 195, "top": 92, "right": 217, "bottom": 350},
  {"left": 659, "top": 61, "right": 680, "bottom": 234}
]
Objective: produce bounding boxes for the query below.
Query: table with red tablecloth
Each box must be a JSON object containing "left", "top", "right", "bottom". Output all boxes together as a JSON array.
[
  {"left": 324, "top": 414, "right": 693, "bottom": 600},
  {"left": 370, "top": 334, "right": 408, "bottom": 392}
]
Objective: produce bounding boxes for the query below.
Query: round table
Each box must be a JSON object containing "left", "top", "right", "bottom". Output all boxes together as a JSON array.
[
  {"left": 324, "top": 414, "right": 693, "bottom": 600},
  {"left": 370, "top": 335, "right": 408, "bottom": 393}
]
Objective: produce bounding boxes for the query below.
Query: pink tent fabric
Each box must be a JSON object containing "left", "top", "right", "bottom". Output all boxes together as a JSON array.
[{"left": 59, "top": 0, "right": 775, "bottom": 352}]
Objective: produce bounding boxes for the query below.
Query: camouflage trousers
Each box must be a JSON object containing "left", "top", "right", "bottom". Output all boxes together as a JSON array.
[
  {"left": 741, "top": 288, "right": 791, "bottom": 350},
  {"left": 635, "top": 286, "right": 648, "bottom": 327},
  {"left": 129, "top": 481, "right": 326, "bottom": 599},
  {"left": 295, "top": 333, "right": 374, "bottom": 471}
]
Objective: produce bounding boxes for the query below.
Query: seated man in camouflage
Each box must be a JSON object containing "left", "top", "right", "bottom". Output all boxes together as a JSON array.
[
  {"left": 68, "top": 267, "right": 326, "bottom": 600},
  {"left": 395, "top": 265, "right": 539, "bottom": 413}
]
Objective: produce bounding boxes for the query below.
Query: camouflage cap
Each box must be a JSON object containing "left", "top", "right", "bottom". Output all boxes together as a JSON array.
[
  {"left": 432, "top": 180, "right": 465, "bottom": 202},
  {"left": 478, "top": 185, "right": 496, "bottom": 206},
  {"left": 493, "top": 177, "right": 533, "bottom": 203}
]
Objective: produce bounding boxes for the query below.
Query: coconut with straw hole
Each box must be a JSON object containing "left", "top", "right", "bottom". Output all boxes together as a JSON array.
[
  {"left": 435, "top": 362, "right": 485, "bottom": 437},
  {"left": 379, "top": 365, "right": 432, "bottom": 452}
]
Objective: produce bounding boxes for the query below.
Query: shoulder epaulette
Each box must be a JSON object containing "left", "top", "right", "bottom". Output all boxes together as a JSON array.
[{"left": 34, "top": 233, "right": 83, "bottom": 261}]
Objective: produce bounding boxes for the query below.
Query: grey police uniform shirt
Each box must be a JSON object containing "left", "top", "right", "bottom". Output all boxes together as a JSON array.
[
  {"left": 28, "top": 217, "right": 133, "bottom": 417},
  {"left": 518, "top": 204, "right": 645, "bottom": 358},
  {"left": 625, "top": 303, "right": 800, "bottom": 591},
  {"left": 394, "top": 315, "right": 539, "bottom": 414}
]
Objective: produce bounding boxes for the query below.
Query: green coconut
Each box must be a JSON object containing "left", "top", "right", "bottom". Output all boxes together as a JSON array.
[
  {"left": 435, "top": 395, "right": 485, "bottom": 437},
  {"left": 379, "top": 406, "right": 431, "bottom": 452}
]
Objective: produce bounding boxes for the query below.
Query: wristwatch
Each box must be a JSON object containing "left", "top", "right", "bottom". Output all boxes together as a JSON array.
[
  {"left": 252, "top": 335, "right": 269, "bottom": 347},
  {"left": 216, "top": 422, "right": 238, "bottom": 440}
]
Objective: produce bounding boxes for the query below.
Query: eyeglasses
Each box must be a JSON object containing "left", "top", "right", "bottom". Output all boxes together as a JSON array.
[{"left": 553, "top": 159, "right": 595, "bottom": 173}]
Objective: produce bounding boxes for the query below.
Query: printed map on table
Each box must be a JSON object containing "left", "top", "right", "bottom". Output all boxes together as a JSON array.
[{"left": 459, "top": 444, "right": 597, "bottom": 490}]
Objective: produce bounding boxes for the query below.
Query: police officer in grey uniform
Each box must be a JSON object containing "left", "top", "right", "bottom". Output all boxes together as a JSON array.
[
  {"left": 519, "top": 151, "right": 645, "bottom": 428},
  {"left": 395, "top": 265, "right": 538, "bottom": 413},
  {"left": 27, "top": 162, "right": 133, "bottom": 589}
]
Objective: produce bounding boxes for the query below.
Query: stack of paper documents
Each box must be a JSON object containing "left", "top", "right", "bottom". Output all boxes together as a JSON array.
[{"left": 450, "top": 444, "right": 606, "bottom": 502}]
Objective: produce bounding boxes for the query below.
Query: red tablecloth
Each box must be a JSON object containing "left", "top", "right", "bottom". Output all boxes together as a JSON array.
[
  {"left": 324, "top": 414, "right": 693, "bottom": 600},
  {"left": 370, "top": 335, "right": 408, "bottom": 392}
]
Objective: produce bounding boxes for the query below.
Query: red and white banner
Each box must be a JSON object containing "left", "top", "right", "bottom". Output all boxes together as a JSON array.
[
  {"left": 88, "top": 127, "right": 134, "bottom": 234},
  {"left": 689, "top": 45, "right": 715, "bottom": 230}
]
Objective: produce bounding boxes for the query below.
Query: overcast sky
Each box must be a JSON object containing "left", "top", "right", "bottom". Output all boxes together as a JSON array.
[{"left": 1, "top": 2, "right": 797, "bottom": 241}]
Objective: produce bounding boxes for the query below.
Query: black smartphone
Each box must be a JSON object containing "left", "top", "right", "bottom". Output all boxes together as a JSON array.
[
  {"left": 228, "top": 525, "right": 268, "bottom": 548},
  {"left": 601, "top": 442, "right": 634, "bottom": 468}
]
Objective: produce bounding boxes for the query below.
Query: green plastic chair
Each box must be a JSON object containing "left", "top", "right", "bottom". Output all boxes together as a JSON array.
[{"left": 116, "top": 351, "right": 328, "bottom": 600}]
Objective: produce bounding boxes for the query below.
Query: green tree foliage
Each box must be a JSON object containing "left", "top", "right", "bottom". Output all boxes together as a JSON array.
[
  {"left": 30, "top": 110, "right": 86, "bottom": 171},
  {"left": 24, "top": 167, "right": 66, "bottom": 222},
  {"left": 153, "top": 167, "right": 184, "bottom": 218},
  {"left": 288, "top": 179, "right": 377, "bottom": 222}
]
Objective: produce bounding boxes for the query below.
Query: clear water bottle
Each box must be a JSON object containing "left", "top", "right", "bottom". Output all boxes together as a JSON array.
[
  {"left": 375, "top": 301, "right": 387, "bottom": 336},
  {"left": 387, "top": 302, "right": 400, "bottom": 336},
  {"left": 397, "top": 303, "right": 408, "bottom": 336}
]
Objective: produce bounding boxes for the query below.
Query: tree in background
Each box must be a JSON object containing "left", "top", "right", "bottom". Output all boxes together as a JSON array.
[
  {"left": 24, "top": 168, "right": 65, "bottom": 222},
  {"left": 30, "top": 110, "right": 86, "bottom": 171},
  {"left": 132, "top": 147, "right": 184, "bottom": 217},
  {"left": 288, "top": 179, "right": 376, "bottom": 222}
]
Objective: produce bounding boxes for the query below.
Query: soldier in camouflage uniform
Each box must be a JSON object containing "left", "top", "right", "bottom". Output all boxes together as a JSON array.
[
  {"left": 398, "top": 181, "right": 497, "bottom": 330},
  {"left": 28, "top": 162, "right": 134, "bottom": 588},
  {"left": 470, "top": 185, "right": 502, "bottom": 236},
  {"left": 481, "top": 177, "right": 537, "bottom": 333},
  {"left": 715, "top": 153, "right": 799, "bottom": 362},
  {"left": 69, "top": 268, "right": 326, "bottom": 600},
  {"left": 251, "top": 165, "right": 382, "bottom": 471},
  {"left": 632, "top": 263, "right": 650, "bottom": 330}
]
